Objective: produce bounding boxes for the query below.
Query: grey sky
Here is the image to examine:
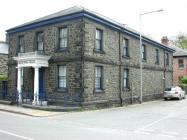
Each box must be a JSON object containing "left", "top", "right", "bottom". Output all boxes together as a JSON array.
[{"left": 0, "top": 0, "right": 187, "bottom": 42}]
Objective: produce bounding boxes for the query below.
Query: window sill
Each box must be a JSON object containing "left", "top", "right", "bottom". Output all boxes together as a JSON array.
[
  {"left": 142, "top": 59, "right": 147, "bottom": 62},
  {"left": 94, "top": 89, "right": 105, "bottom": 94},
  {"left": 56, "top": 88, "right": 68, "bottom": 93},
  {"left": 122, "top": 55, "right": 130, "bottom": 59},
  {"left": 55, "top": 48, "right": 69, "bottom": 52},
  {"left": 93, "top": 49, "right": 105, "bottom": 54},
  {"left": 123, "top": 87, "right": 130, "bottom": 92}
]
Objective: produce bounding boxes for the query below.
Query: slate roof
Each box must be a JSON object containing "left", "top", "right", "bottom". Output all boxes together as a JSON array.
[
  {"left": 6, "top": 6, "right": 175, "bottom": 52},
  {"left": 170, "top": 45, "right": 187, "bottom": 57}
]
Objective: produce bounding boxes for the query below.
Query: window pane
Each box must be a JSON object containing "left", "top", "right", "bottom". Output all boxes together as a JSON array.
[
  {"left": 59, "top": 76, "right": 66, "bottom": 88},
  {"left": 95, "top": 66, "right": 102, "bottom": 90},
  {"left": 96, "top": 40, "right": 101, "bottom": 51},
  {"left": 60, "top": 38, "right": 67, "bottom": 48},
  {"left": 95, "top": 29, "right": 102, "bottom": 51},
  {"left": 142, "top": 45, "right": 146, "bottom": 60},
  {"left": 60, "top": 28, "right": 67, "bottom": 38},
  {"left": 59, "top": 28, "right": 67, "bottom": 48},
  {"left": 95, "top": 67, "right": 101, "bottom": 77},
  {"left": 37, "top": 32, "right": 44, "bottom": 51},
  {"left": 59, "top": 66, "right": 66, "bottom": 76},
  {"left": 95, "top": 78, "right": 101, "bottom": 89},
  {"left": 37, "top": 33, "right": 43, "bottom": 41},
  {"left": 179, "top": 59, "right": 184, "bottom": 68},
  {"left": 58, "top": 66, "right": 66, "bottom": 88},
  {"left": 123, "top": 39, "right": 128, "bottom": 56},
  {"left": 124, "top": 79, "right": 127, "bottom": 88},
  {"left": 19, "top": 36, "right": 24, "bottom": 53},
  {"left": 96, "top": 30, "right": 101, "bottom": 40},
  {"left": 38, "top": 42, "right": 43, "bottom": 51},
  {"left": 124, "top": 69, "right": 129, "bottom": 88}
]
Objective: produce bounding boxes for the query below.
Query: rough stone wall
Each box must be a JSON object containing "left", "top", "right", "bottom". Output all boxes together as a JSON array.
[
  {"left": 82, "top": 18, "right": 173, "bottom": 106},
  {"left": 0, "top": 54, "right": 8, "bottom": 75},
  {"left": 83, "top": 62, "right": 120, "bottom": 102},
  {"left": 7, "top": 16, "right": 173, "bottom": 107},
  {"left": 7, "top": 19, "right": 84, "bottom": 100}
]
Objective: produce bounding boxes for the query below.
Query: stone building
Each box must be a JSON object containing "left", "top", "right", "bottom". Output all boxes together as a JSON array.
[
  {"left": 0, "top": 41, "right": 8, "bottom": 92},
  {"left": 161, "top": 37, "right": 187, "bottom": 86},
  {"left": 6, "top": 6, "right": 174, "bottom": 107},
  {"left": 0, "top": 41, "right": 8, "bottom": 76}
]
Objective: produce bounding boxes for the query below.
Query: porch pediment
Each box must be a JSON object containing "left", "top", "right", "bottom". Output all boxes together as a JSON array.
[{"left": 13, "top": 51, "right": 51, "bottom": 68}]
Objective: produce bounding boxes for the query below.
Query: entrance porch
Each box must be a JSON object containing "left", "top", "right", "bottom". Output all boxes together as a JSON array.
[{"left": 13, "top": 51, "right": 51, "bottom": 105}]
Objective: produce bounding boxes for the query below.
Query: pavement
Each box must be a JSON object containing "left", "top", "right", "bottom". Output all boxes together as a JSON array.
[{"left": 0, "top": 104, "right": 64, "bottom": 117}]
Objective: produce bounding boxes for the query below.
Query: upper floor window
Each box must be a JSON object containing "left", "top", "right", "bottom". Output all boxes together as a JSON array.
[
  {"left": 95, "top": 66, "right": 103, "bottom": 91},
  {"left": 58, "top": 66, "right": 66, "bottom": 89},
  {"left": 123, "top": 69, "right": 129, "bottom": 89},
  {"left": 123, "top": 38, "right": 129, "bottom": 57},
  {"left": 155, "top": 49, "right": 159, "bottom": 64},
  {"left": 37, "top": 32, "right": 44, "bottom": 53},
  {"left": 59, "top": 28, "right": 68, "bottom": 49},
  {"left": 142, "top": 44, "right": 146, "bottom": 61},
  {"left": 18, "top": 36, "right": 24, "bottom": 53},
  {"left": 178, "top": 59, "right": 184, "bottom": 68},
  {"left": 166, "top": 53, "right": 169, "bottom": 65},
  {"left": 95, "top": 29, "right": 103, "bottom": 52}
]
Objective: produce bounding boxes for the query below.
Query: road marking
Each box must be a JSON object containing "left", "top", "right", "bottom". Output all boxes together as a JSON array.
[
  {"left": 158, "top": 134, "right": 175, "bottom": 138},
  {"left": 135, "top": 114, "right": 173, "bottom": 132},
  {"left": 134, "top": 131, "right": 150, "bottom": 135},
  {"left": 142, "top": 129, "right": 154, "bottom": 132},
  {"left": 162, "top": 131, "right": 178, "bottom": 135},
  {"left": 0, "top": 130, "right": 34, "bottom": 140}
]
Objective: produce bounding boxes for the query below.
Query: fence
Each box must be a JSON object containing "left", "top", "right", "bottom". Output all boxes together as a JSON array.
[{"left": 0, "top": 88, "right": 82, "bottom": 106}]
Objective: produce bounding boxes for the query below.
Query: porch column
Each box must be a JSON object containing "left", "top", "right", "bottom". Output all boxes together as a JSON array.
[
  {"left": 33, "top": 66, "right": 40, "bottom": 105},
  {"left": 17, "top": 67, "right": 22, "bottom": 103}
]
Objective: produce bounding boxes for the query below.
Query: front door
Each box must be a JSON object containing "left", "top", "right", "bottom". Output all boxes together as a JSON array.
[{"left": 39, "top": 68, "right": 45, "bottom": 100}]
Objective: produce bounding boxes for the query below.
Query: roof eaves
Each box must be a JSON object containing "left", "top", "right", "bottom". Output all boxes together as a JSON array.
[{"left": 6, "top": 7, "right": 175, "bottom": 53}]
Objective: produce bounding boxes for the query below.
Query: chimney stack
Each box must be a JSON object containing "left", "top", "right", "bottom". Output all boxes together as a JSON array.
[{"left": 161, "top": 36, "right": 169, "bottom": 46}]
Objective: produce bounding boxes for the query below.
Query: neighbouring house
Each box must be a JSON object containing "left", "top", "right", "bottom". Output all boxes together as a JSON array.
[
  {"left": 0, "top": 41, "right": 8, "bottom": 92},
  {"left": 6, "top": 6, "right": 174, "bottom": 108},
  {"left": 161, "top": 36, "right": 187, "bottom": 86}
]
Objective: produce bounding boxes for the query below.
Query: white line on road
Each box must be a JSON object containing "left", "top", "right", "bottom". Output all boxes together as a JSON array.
[
  {"left": 162, "top": 131, "right": 178, "bottom": 135},
  {"left": 141, "top": 129, "right": 154, "bottom": 132},
  {"left": 134, "top": 131, "right": 150, "bottom": 135},
  {"left": 135, "top": 114, "right": 173, "bottom": 132},
  {"left": 0, "top": 130, "right": 34, "bottom": 140},
  {"left": 158, "top": 134, "right": 175, "bottom": 138}
]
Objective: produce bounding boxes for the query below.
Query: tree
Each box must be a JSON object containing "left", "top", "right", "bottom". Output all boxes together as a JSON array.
[{"left": 173, "top": 33, "right": 187, "bottom": 49}]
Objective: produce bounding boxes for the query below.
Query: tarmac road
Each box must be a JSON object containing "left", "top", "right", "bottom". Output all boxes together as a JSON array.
[{"left": 1, "top": 99, "right": 187, "bottom": 140}]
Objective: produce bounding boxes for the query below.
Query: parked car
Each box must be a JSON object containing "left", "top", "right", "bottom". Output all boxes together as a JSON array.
[{"left": 164, "top": 86, "right": 186, "bottom": 100}]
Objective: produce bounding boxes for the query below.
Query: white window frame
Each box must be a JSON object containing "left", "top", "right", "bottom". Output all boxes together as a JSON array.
[
  {"left": 37, "top": 32, "right": 44, "bottom": 52},
  {"left": 59, "top": 28, "right": 68, "bottom": 49},
  {"left": 123, "top": 38, "right": 129, "bottom": 57},
  {"left": 95, "top": 66, "right": 103, "bottom": 90},
  {"left": 58, "top": 66, "right": 66, "bottom": 88},
  {"left": 123, "top": 69, "right": 129, "bottom": 88},
  {"left": 95, "top": 29, "right": 103, "bottom": 51}
]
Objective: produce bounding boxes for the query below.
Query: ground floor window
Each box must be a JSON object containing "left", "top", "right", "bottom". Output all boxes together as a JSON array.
[
  {"left": 58, "top": 66, "right": 66, "bottom": 89},
  {"left": 95, "top": 66, "right": 103, "bottom": 91},
  {"left": 123, "top": 69, "right": 129, "bottom": 89}
]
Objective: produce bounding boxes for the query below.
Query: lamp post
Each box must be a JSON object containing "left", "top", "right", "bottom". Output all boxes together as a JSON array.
[{"left": 139, "top": 9, "right": 164, "bottom": 104}]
